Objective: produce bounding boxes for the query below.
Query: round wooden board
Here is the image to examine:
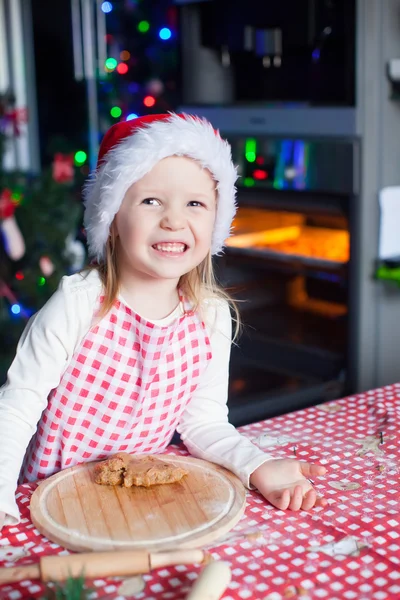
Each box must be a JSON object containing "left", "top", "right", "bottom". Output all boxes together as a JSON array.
[{"left": 30, "top": 455, "right": 246, "bottom": 552}]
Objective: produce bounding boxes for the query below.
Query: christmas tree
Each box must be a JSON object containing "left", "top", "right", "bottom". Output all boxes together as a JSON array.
[
  {"left": 0, "top": 92, "right": 86, "bottom": 383},
  {"left": 96, "top": 0, "right": 178, "bottom": 132}
]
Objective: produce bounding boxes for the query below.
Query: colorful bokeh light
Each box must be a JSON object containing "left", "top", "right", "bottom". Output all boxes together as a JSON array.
[
  {"left": 101, "top": 2, "right": 113, "bottom": 13},
  {"left": 245, "top": 138, "right": 257, "bottom": 163},
  {"left": 105, "top": 57, "right": 117, "bottom": 71},
  {"left": 138, "top": 20, "right": 150, "bottom": 33},
  {"left": 159, "top": 28, "right": 172, "bottom": 40},
  {"left": 253, "top": 169, "right": 268, "bottom": 180},
  {"left": 143, "top": 95, "right": 155, "bottom": 107},
  {"left": 117, "top": 63, "right": 129, "bottom": 75},
  {"left": 110, "top": 106, "right": 122, "bottom": 118},
  {"left": 74, "top": 150, "right": 87, "bottom": 165}
]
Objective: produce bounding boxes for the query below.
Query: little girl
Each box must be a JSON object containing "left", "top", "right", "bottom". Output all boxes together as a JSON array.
[{"left": 0, "top": 113, "right": 326, "bottom": 530}]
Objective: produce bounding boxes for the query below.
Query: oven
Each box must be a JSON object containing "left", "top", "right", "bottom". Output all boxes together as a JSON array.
[{"left": 213, "top": 135, "right": 359, "bottom": 426}]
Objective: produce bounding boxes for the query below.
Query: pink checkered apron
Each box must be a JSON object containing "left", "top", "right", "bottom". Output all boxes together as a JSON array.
[{"left": 20, "top": 296, "right": 212, "bottom": 482}]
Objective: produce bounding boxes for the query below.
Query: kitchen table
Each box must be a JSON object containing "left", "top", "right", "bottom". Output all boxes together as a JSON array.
[{"left": 0, "top": 384, "right": 399, "bottom": 600}]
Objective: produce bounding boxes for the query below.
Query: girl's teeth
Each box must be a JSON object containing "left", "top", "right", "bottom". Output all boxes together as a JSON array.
[{"left": 154, "top": 243, "right": 186, "bottom": 252}]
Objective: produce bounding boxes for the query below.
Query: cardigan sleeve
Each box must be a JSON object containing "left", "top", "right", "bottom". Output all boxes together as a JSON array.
[
  {"left": 0, "top": 275, "right": 95, "bottom": 525},
  {"left": 177, "top": 299, "right": 272, "bottom": 488}
]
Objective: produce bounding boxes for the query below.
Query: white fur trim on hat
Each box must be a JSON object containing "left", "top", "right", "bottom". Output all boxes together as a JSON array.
[{"left": 83, "top": 113, "right": 238, "bottom": 262}]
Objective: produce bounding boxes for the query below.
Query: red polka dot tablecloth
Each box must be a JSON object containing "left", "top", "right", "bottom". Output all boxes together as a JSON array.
[{"left": 0, "top": 385, "right": 399, "bottom": 600}]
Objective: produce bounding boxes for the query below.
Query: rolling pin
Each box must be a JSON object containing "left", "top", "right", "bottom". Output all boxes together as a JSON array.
[
  {"left": 185, "top": 561, "right": 231, "bottom": 600},
  {"left": 0, "top": 548, "right": 204, "bottom": 584}
]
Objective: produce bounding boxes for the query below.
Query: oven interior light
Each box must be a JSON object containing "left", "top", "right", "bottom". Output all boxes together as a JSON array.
[
  {"left": 226, "top": 226, "right": 301, "bottom": 248},
  {"left": 227, "top": 222, "right": 349, "bottom": 263}
]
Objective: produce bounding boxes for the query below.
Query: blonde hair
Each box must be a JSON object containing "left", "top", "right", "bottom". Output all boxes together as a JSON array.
[{"left": 90, "top": 229, "right": 241, "bottom": 342}]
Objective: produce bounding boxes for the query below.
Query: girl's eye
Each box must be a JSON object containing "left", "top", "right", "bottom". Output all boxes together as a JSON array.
[
  {"left": 188, "top": 201, "right": 205, "bottom": 207},
  {"left": 142, "top": 198, "right": 160, "bottom": 205}
]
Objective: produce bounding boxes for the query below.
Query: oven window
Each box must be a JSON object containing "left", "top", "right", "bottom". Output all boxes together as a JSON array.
[
  {"left": 218, "top": 205, "right": 350, "bottom": 424},
  {"left": 226, "top": 207, "right": 349, "bottom": 266}
]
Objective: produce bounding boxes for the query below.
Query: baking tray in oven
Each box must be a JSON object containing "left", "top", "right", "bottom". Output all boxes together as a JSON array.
[
  {"left": 225, "top": 244, "right": 347, "bottom": 270},
  {"left": 225, "top": 226, "right": 349, "bottom": 270}
]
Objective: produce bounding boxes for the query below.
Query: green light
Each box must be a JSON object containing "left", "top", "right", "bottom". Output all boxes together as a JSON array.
[
  {"left": 105, "top": 57, "right": 117, "bottom": 70},
  {"left": 138, "top": 20, "right": 150, "bottom": 33},
  {"left": 243, "top": 177, "right": 255, "bottom": 187},
  {"left": 38, "top": 277, "right": 46, "bottom": 286},
  {"left": 245, "top": 138, "right": 257, "bottom": 162},
  {"left": 376, "top": 265, "right": 400, "bottom": 284},
  {"left": 11, "top": 191, "right": 23, "bottom": 205},
  {"left": 110, "top": 106, "right": 122, "bottom": 118},
  {"left": 74, "top": 150, "right": 87, "bottom": 165}
]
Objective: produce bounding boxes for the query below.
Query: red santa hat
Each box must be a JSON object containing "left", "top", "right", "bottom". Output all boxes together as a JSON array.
[{"left": 83, "top": 112, "right": 238, "bottom": 262}]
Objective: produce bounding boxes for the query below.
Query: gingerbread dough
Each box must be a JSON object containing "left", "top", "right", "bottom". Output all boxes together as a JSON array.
[{"left": 94, "top": 453, "right": 188, "bottom": 488}]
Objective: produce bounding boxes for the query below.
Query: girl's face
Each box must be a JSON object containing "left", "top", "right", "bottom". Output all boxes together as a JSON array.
[{"left": 114, "top": 156, "right": 217, "bottom": 283}]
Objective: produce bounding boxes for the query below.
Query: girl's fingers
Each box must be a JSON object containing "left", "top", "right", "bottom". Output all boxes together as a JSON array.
[
  {"left": 300, "top": 462, "right": 327, "bottom": 478},
  {"left": 315, "top": 496, "right": 328, "bottom": 508},
  {"left": 288, "top": 485, "right": 303, "bottom": 511},
  {"left": 269, "top": 488, "right": 291, "bottom": 510},
  {"left": 301, "top": 489, "right": 317, "bottom": 511}
]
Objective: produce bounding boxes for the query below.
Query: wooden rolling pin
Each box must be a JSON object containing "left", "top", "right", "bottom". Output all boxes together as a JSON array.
[
  {"left": 0, "top": 548, "right": 204, "bottom": 584},
  {"left": 185, "top": 561, "right": 231, "bottom": 600}
]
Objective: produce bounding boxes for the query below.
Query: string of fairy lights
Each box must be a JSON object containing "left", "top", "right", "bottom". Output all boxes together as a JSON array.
[{"left": 73, "top": 0, "right": 175, "bottom": 169}]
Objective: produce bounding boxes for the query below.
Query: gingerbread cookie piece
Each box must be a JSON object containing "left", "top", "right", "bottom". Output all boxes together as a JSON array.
[{"left": 94, "top": 453, "right": 188, "bottom": 488}]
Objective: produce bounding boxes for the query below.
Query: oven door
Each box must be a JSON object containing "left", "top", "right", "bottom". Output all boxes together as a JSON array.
[{"left": 216, "top": 136, "right": 358, "bottom": 426}]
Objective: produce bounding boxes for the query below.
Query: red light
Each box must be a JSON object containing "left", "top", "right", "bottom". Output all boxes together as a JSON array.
[
  {"left": 256, "top": 156, "right": 265, "bottom": 165},
  {"left": 143, "top": 95, "right": 156, "bottom": 107},
  {"left": 15, "top": 271, "right": 24, "bottom": 280},
  {"left": 167, "top": 6, "right": 178, "bottom": 28},
  {"left": 117, "top": 63, "right": 129, "bottom": 75},
  {"left": 253, "top": 169, "right": 268, "bottom": 180}
]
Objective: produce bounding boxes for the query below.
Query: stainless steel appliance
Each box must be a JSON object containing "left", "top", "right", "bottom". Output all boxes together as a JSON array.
[
  {"left": 177, "top": 0, "right": 356, "bottom": 106},
  {"left": 214, "top": 135, "right": 359, "bottom": 425}
]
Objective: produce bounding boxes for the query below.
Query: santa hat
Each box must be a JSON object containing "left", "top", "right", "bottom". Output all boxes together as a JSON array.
[{"left": 83, "top": 112, "right": 238, "bottom": 262}]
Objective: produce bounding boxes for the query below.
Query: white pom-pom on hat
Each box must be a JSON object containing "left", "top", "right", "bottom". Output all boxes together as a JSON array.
[{"left": 83, "top": 112, "right": 238, "bottom": 262}]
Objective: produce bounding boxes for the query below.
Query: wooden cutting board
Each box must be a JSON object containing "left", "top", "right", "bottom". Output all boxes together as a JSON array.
[{"left": 30, "top": 455, "right": 246, "bottom": 553}]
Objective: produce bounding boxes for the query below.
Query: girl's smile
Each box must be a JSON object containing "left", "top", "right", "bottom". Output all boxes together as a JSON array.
[{"left": 151, "top": 241, "right": 189, "bottom": 257}]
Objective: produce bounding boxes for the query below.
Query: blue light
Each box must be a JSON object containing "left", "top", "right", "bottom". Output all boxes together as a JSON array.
[
  {"left": 159, "top": 28, "right": 172, "bottom": 41},
  {"left": 312, "top": 48, "right": 320, "bottom": 62},
  {"left": 126, "top": 113, "right": 139, "bottom": 121},
  {"left": 101, "top": 2, "right": 113, "bottom": 13},
  {"left": 11, "top": 304, "right": 21, "bottom": 315},
  {"left": 128, "top": 82, "right": 140, "bottom": 93}
]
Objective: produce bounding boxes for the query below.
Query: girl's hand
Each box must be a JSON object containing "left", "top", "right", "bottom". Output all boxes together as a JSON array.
[
  {"left": 0, "top": 511, "right": 5, "bottom": 533},
  {"left": 250, "top": 459, "right": 327, "bottom": 511}
]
